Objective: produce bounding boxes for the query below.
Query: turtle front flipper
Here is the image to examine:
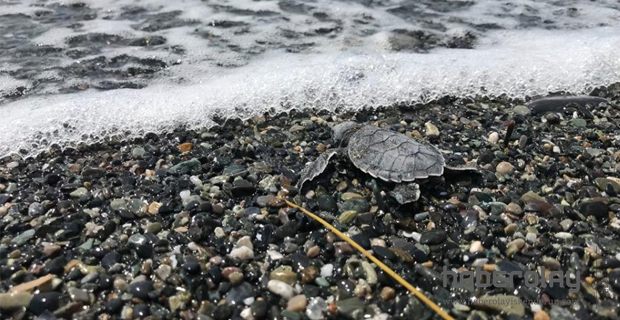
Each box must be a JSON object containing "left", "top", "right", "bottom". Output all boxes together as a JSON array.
[{"left": 297, "top": 149, "right": 341, "bottom": 191}]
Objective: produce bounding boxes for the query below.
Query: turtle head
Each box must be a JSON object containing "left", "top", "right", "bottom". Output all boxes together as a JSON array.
[{"left": 331, "top": 121, "right": 361, "bottom": 146}]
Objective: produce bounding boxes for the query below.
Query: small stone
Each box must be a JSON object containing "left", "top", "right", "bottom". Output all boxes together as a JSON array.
[
  {"left": 595, "top": 178, "right": 620, "bottom": 194},
  {"left": 361, "top": 261, "right": 377, "bottom": 284},
  {"left": 70, "top": 187, "right": 89, "bottom": 198},
  {"left": 287, "top": 295, "right": 307, "bottom": 312},
  {"left": 307, "top": 245, "right": 320, "bottom": 258},
  {"left": 270, "top": 266, "right": 297, "bottom": 285},
  {"left": 475, "top": 294, "right": 525, "bottom": 317},
  {"left": 128, "top": 281, "right": 154, "bottom": 300},
  {"left": 81, "top": 167, "right": 105, "bottom": 179},
  {"left": 379, "top": 287, "right": 395, "bottom": 301},
  {"left": 419, "top": 230, "right": 447, "bottom": 245},
  {"left": 505, "top": 202, "right": 523, "bottom": 215},
  {"left": 12, "top": 229, "right": 35, "bottom": 246},
  {"left": 338, "top": 210, "right": 358, "bottom": 224},
  {"left": 147, "top": 202, "right": 161, "bottom": 215},
  {"left": 513, "top": 105, "right": 530, "bottom": 116},
  {"left": 228, "top": 272, "right": 244, "bottom": 285},
  {"left": 156, "top": 265, "right": 172, "bottom": 280},
  {"left": 469, "top": 241, "right": 483, "bottom": 253},
  {"left": 534, "top": 310, "right": 550, "bottom": 320},
  {"left": 320, "top": 264, "right": 333, "bottom": 278},
  {"left": 128, "top": 234, "right": 153, "bottom": 258},
  {"left": 424, "top": 122, "right": 439, "bottom": 137},
  {"left": 178, "top": 142, "right": 193, "bottom": 153},
  {"left": 251, "top": 299, "right": 268, "bottom": 319},
  {"left": 132, "top": 147, "right": 146, "bottom": 159},
  {"left": 42, "top": 244, "right": 62, "bottom": 257},
  {"left": 506, "top": 238, "right": 525, "bottom": 257},
  {"left": 145, "top": 222, "right": 162, "bottom": 234},
  {"left": 68, "top": 288, "right": 90, "bottom": 303},
  {"left": 236, "top": 236, "right": 253, "bottom": 249},
  {"left": 28, "top": 292, "right": 61, "bottom": 315},
  {"left": 28, "top": 202, "right": 43, "bottom": 216},
  {"left": 336, "top": 297, "right": 365, "bottom": 317},
  {"left": 521, "top": 191, "right": 545, "bottom": 203},
  {"left": 267, "top": 280, "right": 294, "bottom": 299},
  {"left": 555, "top": 232, "right": 573, "bottom": 240},
  {"left": 496, "top": 161, "right": 514, "bottom": 175},
  {"left": 341, "top": 192, "right": 364, "bottom": 201},
  {"left": 0, "top": 292, "right": 32, "bottom": 309},
  {"left": 560, "top": 219, "right": 573, "bottom": 231},
  {"left": 168, "top": 158, "right": 201, "bottom": 174},
  {"left": 306, "top": 297, "right": 327, "bottom": 320},
  {"left": 487, "top": 132, "right": 499, "bottom": 144},
  {"left": 229, "top": 246, "right": 254, "bottom": 261},
  {"left": 504, "top": 223, "right": 518, "bottom": 235},
  {"left": 301, "top": 266, "right": 319, "bottom": 284},
  {"left": 579, "top": 199, "right": 609, "bottom": 220},
  {"left": 570, "top": 118, "right": 587, "bottom": 127}
]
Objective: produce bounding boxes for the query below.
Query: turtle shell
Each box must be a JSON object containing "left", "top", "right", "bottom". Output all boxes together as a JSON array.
[{"left": 346, "top": 125, "right": 445, "bottom": 182}]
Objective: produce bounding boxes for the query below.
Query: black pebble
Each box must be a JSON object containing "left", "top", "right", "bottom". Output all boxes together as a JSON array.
[
  {"left": 251, "top": 299, "right": 268, "bottom": 319},
  {"left": 101, "top": 250, "right": 121, "bottom": 269},
  {"left": 419, "top": 230, "right": 447, "bottom": 245},
  {"left": 105, "top": 298, "right": 123, "bottom": 314},
  {"left": 128, "top": 281, "right": 154, "bottom": 300},
  {"left": 28, "top": 292, "right": 61, "bottom": 315},
  {"left": 183, "top": 256, "right": 201, "bottom": 275},
  {"left": 351, "top": 233, "right": 371, "bottom": 249}
]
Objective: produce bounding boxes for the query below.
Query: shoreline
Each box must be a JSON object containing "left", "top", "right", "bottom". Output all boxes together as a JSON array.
[{"left": 1, "top": 85, "right": 619, "bottom": 319}]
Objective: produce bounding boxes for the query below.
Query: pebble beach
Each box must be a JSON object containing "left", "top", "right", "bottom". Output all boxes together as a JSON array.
[{"left": 1, "top": 84, "right": 620, "bottom": 319}]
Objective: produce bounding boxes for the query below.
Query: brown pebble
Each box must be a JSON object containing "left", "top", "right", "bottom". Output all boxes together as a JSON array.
[
  {"left": 505, "top": 202, "right": 523, "bottom": 215},
  {"left": 42, "top": 244, "right": 62, "bottom": 257},
  {"left": 496, "top": 161, "right": 514, "bottom": 175},
  {"left": 534, "top": 310, "right": 550, "bottom": 320},
  {"left": 147, "top": 202, "right": 162, "bottom": 215},
  {"left": 380, "top": 287, "right": 395, "bottom": 301},
  {"left": 301, "top": 266, "right": 319, "bottom": 284},
  {"left": 68, "top": 163, "right": 81, "bottom": 173},
  {"left": 306, "top": 246, "right": 320, "bottom": 258},
  {"left": 286, "top": 295, "right": 307, "bottom": 312},
  {"left": 178, "top": 143, "right": 193, "bottom": 153},
  {"left": 10, "top": 274, "right": 55, "bottom": 293},
  {"left": 228, "top": 272, "right": 244, "bottom": 285},
  {"left": 483, "top": 264, "right": 496, "bottom": 272}
]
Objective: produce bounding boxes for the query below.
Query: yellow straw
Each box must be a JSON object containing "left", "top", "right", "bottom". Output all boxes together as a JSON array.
[{"left": 284, "top": 198, "right": 455, "bottom": 320}]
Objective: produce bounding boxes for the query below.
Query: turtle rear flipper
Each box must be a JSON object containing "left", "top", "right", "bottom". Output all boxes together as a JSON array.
[{"left": 389, "top": 183, "right": 421, "bottom": 204}]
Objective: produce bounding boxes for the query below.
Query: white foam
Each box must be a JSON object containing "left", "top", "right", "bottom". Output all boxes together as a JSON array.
[
  {"left": 0, "top": 75, "right": 28, "bottom": 99},
  {"left": 2, "top": 27, "right": 619, "bottom": 158}
]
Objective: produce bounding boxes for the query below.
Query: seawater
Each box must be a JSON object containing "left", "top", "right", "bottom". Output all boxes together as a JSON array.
[{"left": 1, "top": 0, "right": 619, "bottom": 157}]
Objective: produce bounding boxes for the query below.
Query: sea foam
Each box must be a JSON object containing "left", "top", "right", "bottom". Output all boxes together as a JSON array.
[{"left": 1, "top": 0, "right": 620, "bottom": 157}]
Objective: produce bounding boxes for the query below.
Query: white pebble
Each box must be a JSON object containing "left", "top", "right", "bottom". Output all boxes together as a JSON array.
[
  {"left": 488, "top": 131, "right": 499, "bottom": 144},
  {"left": 555, "top": 232, "right": 573, "bottom": 240},
  {"left": 267, "top": 250, "right": 284, "bottom": 260},
  {"left": 320, "top": 264, "right": 334, "bottom": 278},
  {"left": 267, "top": 280, "right": 294, "bottom": 299},
  {"left": 240, "top": 307, "right": 253, "bottom": 320},
  {"left": 189, "top": 175, "right": 203, "bottom": 187},
  {"left": 229, "top": 246, "right": 254, "bottom": 260}
]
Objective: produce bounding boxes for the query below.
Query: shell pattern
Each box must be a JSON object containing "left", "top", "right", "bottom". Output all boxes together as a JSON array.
[{"left": 347, "top": 125, "right": 445, "bottom": 183}]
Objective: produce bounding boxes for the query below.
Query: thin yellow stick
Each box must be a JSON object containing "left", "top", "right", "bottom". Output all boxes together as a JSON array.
[{"left": 284, "top": 199, "right": 455, "bottom": 320}]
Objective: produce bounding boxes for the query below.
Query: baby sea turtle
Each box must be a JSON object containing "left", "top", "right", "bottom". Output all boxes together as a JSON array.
[{"left": 298, "top": 121, "right": 473, "bottom": 204}]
